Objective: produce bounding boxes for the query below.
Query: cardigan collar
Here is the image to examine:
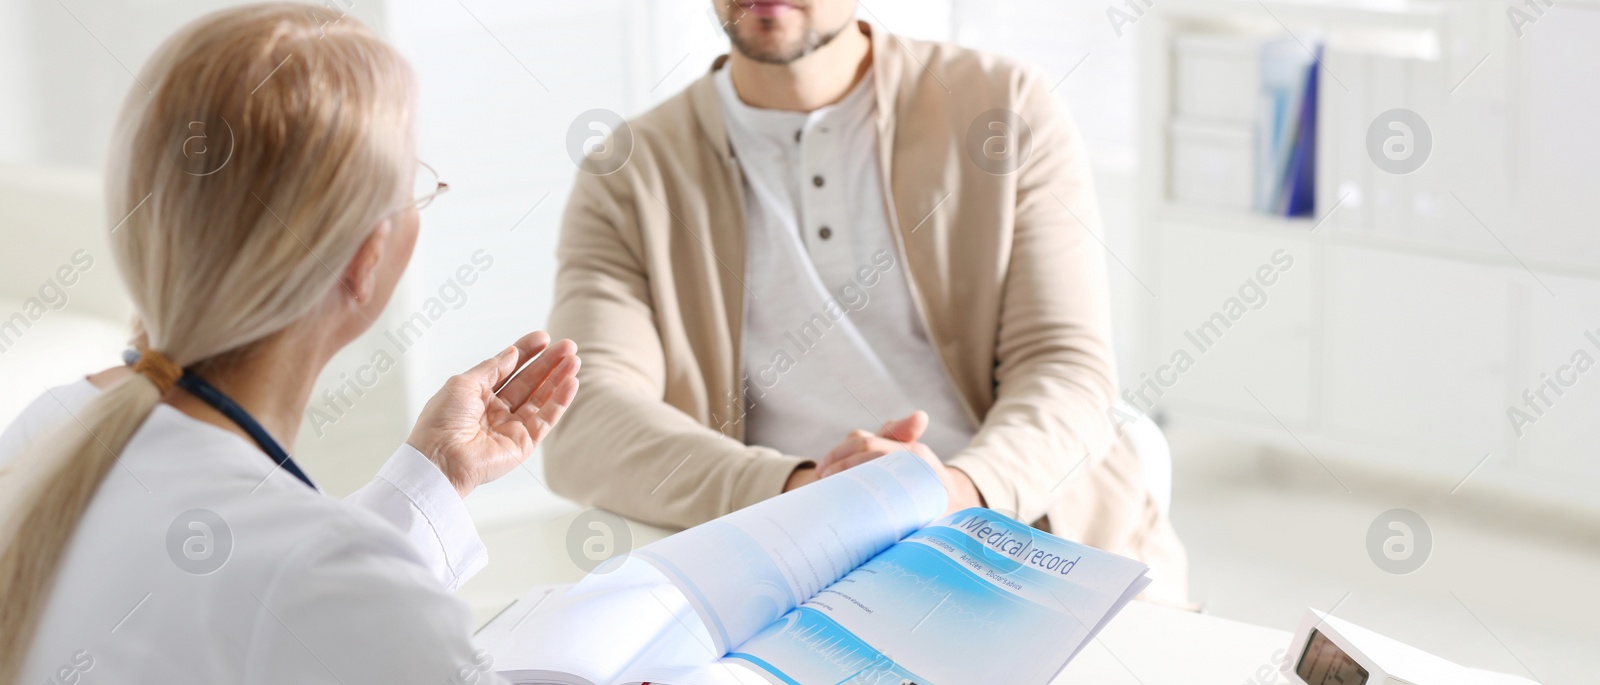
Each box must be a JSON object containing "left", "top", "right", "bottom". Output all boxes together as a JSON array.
[{"left": 687, "top": 20, "right": 901, "bottom": 163}]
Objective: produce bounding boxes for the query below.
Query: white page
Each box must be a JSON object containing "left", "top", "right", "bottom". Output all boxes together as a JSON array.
[
  {"left": 726, "top": 508, "right": 1151, "bottom": 685},
  {"left": 631, "top": 452, "right": 946, "bottom": 654},
  {"left": 621, "top": 661, "right": 772, "bottom": 685},
  {"left": 481, "top": 560, "right": 704, "bottom": 685}
]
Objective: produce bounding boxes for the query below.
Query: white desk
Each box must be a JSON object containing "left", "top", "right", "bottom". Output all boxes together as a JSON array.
[
  {"left": 456, "top": 501, "right": 1294, "bottom": 685},
  {"left": 1064, "top": 601, "right": 1293, "bottom": 685}
]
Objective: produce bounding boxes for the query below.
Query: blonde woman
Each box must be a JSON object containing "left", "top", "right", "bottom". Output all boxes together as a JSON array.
[{"left": 0, "top": 4, "right": 578, "bottom": 683}]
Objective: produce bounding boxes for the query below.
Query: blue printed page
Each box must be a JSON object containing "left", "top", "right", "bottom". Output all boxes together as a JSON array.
[
  {"left": 725, "top": 508, "right": 1151, "bottom": 685},
  {"left": 631, "top": 453, "right": 947, "bottom": 656}
]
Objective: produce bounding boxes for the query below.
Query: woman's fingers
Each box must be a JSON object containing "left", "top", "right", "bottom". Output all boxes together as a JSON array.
[
  {"left": 497, "top": 337, "right": 575, "bottom": 408},
  {"left": 514, "top": 374, "right": 579, "bottom": 446},
  {"left": 459, "top": 343, "right": 523, "bottom": 395},
  {"left": 456, "top": 331, "right": 551, "bottom": 399},
  {"left": 525, "top": 355, "right": 580, "bottom": 409},
  {"left": 488, "top": 354, "right": 579, "bottom": 442},
  {"left": 504, "top": 352, "right": 579, "bottom": 431}
]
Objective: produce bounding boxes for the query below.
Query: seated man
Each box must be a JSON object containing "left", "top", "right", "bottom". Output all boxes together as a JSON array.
[{"left": 545, "top": 0, "right": 1186, "bottom": 602}]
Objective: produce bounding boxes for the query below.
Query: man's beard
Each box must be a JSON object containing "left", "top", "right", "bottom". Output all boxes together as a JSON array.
[{"left": 725, "top": 15, "right": 849, "bottom": 65}]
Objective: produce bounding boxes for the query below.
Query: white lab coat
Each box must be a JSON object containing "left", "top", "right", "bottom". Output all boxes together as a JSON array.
[{"left": 0, "top": 380, "right": 512, "bottom": 684}]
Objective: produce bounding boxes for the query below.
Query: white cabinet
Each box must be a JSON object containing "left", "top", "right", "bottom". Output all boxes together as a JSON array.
[
  {"left": 1321, "top": 247, "right": 1509, "bottom": 466},
  {"left": 1149, "top": 222, "right": 1314, "bottom": 425},
  {"left": 1135, "top": 0, "right": 1600, "bottom": 511},
  {"left": 1511, "top": 5, "right": 1600, "bottom": 267},
  {"left": 1168, "top": 122, "right": 1256, "bottom": 211},
  {"left": 1513, "top": 275, "right": 1600, "bottom": 482}
]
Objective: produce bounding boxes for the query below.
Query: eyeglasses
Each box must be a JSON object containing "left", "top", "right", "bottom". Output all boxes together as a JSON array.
[{"left": 410, "top": 159, "right": 449, "bottom": 211}]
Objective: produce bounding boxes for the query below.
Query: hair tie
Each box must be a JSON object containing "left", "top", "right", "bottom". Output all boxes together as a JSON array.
[{"left": 132, "top": 347, "right": 182, "bottom": 393}]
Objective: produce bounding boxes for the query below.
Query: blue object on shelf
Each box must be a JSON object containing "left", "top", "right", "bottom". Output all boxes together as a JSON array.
[{"left": 1280, "top": 45, "right": 1320, "bottom": 218}]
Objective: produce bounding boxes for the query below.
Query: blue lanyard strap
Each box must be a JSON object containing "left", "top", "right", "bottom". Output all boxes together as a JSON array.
[{"left": 175, "top": 370, "right": 318, "bottom": 492}]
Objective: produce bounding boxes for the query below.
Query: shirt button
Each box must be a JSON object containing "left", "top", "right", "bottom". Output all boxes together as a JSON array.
[
  {"left": 812, "top": 175, "right": 825, "bottom": 188},
  {"left": 818, "top": 226, "right": 833, "bottom": 240},
  {"left": 794, "top": 130, "right": 802, "bottom": 143}
]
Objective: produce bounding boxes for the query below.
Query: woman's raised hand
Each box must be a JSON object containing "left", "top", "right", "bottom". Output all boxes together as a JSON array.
[{"left": 407, "top": 331, "right": 580, "bottom": 497}]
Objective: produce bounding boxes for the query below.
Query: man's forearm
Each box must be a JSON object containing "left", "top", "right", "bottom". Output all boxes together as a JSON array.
[
  {"left": 543, "top": 379, "right": 809, "bottom": 528},
  {"left": 946, "top": 465, "right": 985, "bottom": 509}
]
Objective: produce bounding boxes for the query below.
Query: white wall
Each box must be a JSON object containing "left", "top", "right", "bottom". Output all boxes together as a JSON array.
[{"left": 0, "top": 0, "right": 32, "bottom": 163}]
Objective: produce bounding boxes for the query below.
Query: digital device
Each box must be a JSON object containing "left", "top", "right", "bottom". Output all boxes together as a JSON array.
[
  {"left": 1282, "top": 609, "right": 1539, "bottom": 685},
  {"left": 1295, "top": 628, "right": 1369, "bottom": 684}
]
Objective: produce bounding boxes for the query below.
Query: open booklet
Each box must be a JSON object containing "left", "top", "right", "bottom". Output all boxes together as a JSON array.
[{"left": 476, "top": 453, "right": 1151, "bottom": 685}]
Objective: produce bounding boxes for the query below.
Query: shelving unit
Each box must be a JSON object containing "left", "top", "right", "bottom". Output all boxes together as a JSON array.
[{"left": 1133, "top": 0, "right": 1600, "bottom": 512}]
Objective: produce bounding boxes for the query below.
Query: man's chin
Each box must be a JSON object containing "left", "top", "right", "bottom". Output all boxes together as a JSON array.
[
  {"left": 731, "top": 33, "right": 813, "bottom": 65},
  {"left": 728, "top": 15, "right": 853, "bottom": 65}
]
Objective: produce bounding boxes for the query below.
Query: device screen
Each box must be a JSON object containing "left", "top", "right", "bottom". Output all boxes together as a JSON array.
[{"left": 1295, "top": 629, "right": 1370, "bottom": 685}]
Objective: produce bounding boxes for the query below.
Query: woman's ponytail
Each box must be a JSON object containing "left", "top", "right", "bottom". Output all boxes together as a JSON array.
[
  {"left": 0, "top": 375, "right": 165, "bottom": 683},
  {"left": 0, "top": 3, "right": 416, "bottom": 681}
]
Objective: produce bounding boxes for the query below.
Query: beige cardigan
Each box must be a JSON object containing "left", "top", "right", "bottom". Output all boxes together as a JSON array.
[{"left": 544, "top": 24, "right": 1187, "bottom": 603}]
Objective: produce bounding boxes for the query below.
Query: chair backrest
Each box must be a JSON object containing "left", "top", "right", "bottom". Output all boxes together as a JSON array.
[{"left": 1118, "top": 401, "right": 1173, "bottom": 516}]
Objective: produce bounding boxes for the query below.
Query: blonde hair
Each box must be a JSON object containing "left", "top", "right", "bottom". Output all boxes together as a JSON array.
[{"left": 0, "top": 4, "right": 416, "bottom": 680}]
